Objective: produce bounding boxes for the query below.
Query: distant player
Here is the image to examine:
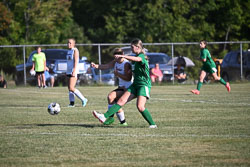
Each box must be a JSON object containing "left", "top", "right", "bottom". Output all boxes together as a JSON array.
[
  {"left": 91, "top": 48, "right": 132, "bottom": 126},
  {"left": 67, "top": 38, "right": 88, "bottom": 107},
  {"left": 191, "top": 40, "right": 231, "bottom": 95},
  {"left": 93, "top": 38, "right": 157, "bottom": 128}
]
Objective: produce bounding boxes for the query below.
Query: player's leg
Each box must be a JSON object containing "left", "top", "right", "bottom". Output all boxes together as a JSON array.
[
  {"left": 93, "top": 91, "right": 135, "bottom": 123},
  {"left": 136, "top": 86, "right": 157, "bottom": 128},
  {"left": 198, "top": 70, "right": 206, "bottom": 90},
  {"left": 42, "top": 73, "right": 46, "bottom": 88},
  {"left": 211, "top": 72, "right": 231, "bottom": 92},
  {"left": 105, "top": 91, "right": 134, "bottom": 117},
  {"left": 68, "top": 91, "right": 75, "bottom": 107},
  {"left": 68, "top": 76, "right": 75, "bottom": 107},
  {"left": 105, "top": 88, "right": 129, "bottom": 125},
  {"left": 37, "top": 73, "right": 41, "bottom": 88},
  {"left": 103, "top": 90, "right": 117, "bottom": 125},
  {"left": 191, "top": 70, "right": 206, "bottom": 95},
  {"left": 115, "top": 90, "right": 128, "bottom": 125},
  {"left": 68, "top": 76, "right": 88, "bottom": 107}
]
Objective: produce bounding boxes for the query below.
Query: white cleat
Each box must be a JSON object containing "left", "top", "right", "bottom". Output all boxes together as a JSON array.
[
  {"left": 92, "top": 110, "right": 106, "bottom": 123},
  {"left": 149, "top": 125, "right": 158, "bottom": 128}
]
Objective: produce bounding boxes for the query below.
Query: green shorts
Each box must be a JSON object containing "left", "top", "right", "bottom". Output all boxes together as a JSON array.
[
  {"left": 127, "top": 84, "right": 151, "bottom": 99},
  {"left": 201, "top": 66, "right": 217, "bottom": 74}
]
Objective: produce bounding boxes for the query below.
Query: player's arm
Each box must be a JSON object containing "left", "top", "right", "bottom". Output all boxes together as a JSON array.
[
  {"left": 31, "top": 61, "right": 35, "bottom": 71},
  {"left": 91, "top": 60, "right": 115, "bottom": 70},
  {"left": 44, "top": 56, "right": 46, "bottom": 71},
  {"left": 73, "top": 49, "right": 79, "bottom": 76},
  {"left": 115, "top": 54, "right": 142, "bottom": 62},
  {"left": 31, "top": 56, "right": 35, "bottom": 71},
  {"left": 115, "top": 63, "right": 132, "bottom": 81}
]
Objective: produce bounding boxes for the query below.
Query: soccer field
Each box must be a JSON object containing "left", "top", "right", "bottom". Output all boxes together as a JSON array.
[{"left": 0, "top": 83, "right": 250, "bottom": 167}]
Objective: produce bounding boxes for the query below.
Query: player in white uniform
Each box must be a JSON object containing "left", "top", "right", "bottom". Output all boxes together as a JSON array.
[
  {"left": 91, "top": 48, "right": 132, "bottom": 126},
  {"left": 67, "top": 38, "right": 88, "bottom": 107}
]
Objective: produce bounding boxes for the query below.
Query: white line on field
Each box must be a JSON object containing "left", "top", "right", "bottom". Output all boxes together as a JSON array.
[
  {"left": 151, "top": 98, "right": 250, "bottom": 106},
  {"left": 1, "top": 131, "right": 250, "bottom": 138}
]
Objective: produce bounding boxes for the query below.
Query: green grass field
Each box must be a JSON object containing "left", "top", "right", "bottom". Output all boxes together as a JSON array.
[{"left": 0, "top": 83, "right": 250, "bottom": 167}]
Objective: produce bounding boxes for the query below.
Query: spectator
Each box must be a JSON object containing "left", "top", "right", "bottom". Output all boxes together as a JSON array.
[
  {"left": 30, "top": 46, "right": 46, "bottom": 88},
  {"left": 0, "top": 75, "right": 7, "bottom": 88},
  {"left": 44, "top": 67, "right": 54, "bottom": 87},
  {"left": 150, "top": 63, "right": 163, "bottom": 83},
  {"left": 174, "top": 64, "right": 187, "bottom": 83}
]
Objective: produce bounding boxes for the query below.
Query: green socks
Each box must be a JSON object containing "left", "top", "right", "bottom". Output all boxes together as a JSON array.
[
  {"left": 219, "top": 78, "right": 227, "bottom": 85},
  {"left": 104, "top": 104, "right": 121, "bottom": 118},
  {"left": 104, "top": 105, "right": 156, "bottom": 126},
  {"left": 196, "top": 78, "right": 226, "bottom": 91},
  {"left": 197, "top": 81, "right": 203, "bottom": 91},
  {"left": 141, "top": 109, "right": 156, "bottom": 125}
]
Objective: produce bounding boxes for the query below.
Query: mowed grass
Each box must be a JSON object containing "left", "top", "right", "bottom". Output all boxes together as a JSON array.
[{"left": 0, "top": 83, "right": 250, "bottom": 167}]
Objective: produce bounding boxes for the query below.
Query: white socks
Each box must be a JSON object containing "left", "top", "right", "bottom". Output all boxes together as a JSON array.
[
  {"left": 116, "top": 111, "right": 125, "bottom": 122},
  {"left": 108, "top": 104, "right": 125, "bottom": 122},
  {"left": 69, "top": 89, "right": 85, "bottom": 102},
  {"left": 69, "top": 91, "right": 75, "bottom": 102}
]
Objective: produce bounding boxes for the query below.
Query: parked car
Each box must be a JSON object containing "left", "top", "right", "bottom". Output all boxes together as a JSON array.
[
  {"left": 87, "top": 68, "right": 115, "bottom": 85},
  {"left": 15, "top": 49, "right": 89, "bottom": 85},
  {"left": 130, "top": 52, "right": 173, "bottom": 81},
  {"left": 221, "top": 50, "right": 250, "bottom": 81},
  {"left": 147, "top": 53, "right": 172, "bottom": 81},
  {"left": 53, "top": 59, "right": 90, "bottom": 85},
  {"left": 121, "top": 47, "right": 173, "bottom": 81}
]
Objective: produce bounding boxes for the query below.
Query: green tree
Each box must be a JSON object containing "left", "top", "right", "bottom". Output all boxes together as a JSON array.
[{"left": 0, "top": 0, "right": 90, "bottom": 74}]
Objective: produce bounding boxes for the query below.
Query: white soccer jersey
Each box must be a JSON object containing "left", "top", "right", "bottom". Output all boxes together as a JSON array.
[
  {"left": 114, "top": 59, "right": 132, "bottom": 89},
  {"left": 66, "top": 48, "right": 79, "bottom": 76}
]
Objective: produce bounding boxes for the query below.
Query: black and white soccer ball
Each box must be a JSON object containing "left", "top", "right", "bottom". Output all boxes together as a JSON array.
[{"left": 48, "top": 102, "right": 61, "bottom": 115}]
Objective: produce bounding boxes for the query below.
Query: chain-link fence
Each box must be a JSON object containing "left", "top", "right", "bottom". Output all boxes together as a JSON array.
[{"left": 0, "top": 41, "right": 249, "bottom": 86}]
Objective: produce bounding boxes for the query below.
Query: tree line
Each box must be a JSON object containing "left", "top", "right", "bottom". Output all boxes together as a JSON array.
[{"left": 0, "top": 0, "right": 249, "bottom": 77}]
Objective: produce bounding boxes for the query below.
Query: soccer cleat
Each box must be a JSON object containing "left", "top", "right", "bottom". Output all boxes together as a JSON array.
[
  {"left": 68, "top": 104, "right": 75, "bottom": 107},
  {"left": 191, "top": 89, "right": 200, "bottom": 95},
  {"left": 120, "top": 122, "right": 128, "bottom": 126},
  {"left": 103, "top": 117, "right": 115, "bottom": 125},
  {"left": 82, "top": 98, "right": 88, "bottom": 107},
  {"left": 225, "top": 82, "right": 231, "bottom": 92},
  {"left": 149, "top": 125, "right": 157, "bottom": 128},
  {"left": 92, "top": 110, "right": 106, "bottom": 123}
]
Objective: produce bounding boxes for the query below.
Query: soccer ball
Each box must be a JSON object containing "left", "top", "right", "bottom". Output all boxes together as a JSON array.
[
  {"left": 48, "top": 102, "right": 61, "bottom": 115},
  {"left": 30, "top": 70, "right": 36, "bottom": 76}
]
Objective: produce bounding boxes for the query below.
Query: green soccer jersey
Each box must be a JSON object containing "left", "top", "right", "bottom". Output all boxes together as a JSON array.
[
  {"left": 32, "top": 52, "right": 46, "bottom": 72},
  {"left": 200, "top": 48, "right": 216, "bottom": 68},
  {"left": 132, "top": 53, "right": 151, "bottom": 87}
]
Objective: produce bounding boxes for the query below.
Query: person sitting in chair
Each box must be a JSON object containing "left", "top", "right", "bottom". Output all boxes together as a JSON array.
[
  {"left": 174, "top": 64, "right": 187, "bottom": 83},
  {"left": 150, "top": 63, "right": 163, "bottom": 83}
]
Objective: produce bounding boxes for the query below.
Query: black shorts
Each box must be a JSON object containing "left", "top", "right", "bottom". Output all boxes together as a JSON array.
[
  {"left": 113, "top": 87, "right": 126, "bottom": 92},
  {"left": 36, "top": 71, "right": 44, "bottom": 75}
]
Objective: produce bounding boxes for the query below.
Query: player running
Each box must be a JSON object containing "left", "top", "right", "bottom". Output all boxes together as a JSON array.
[
  {"left": 93, "top": 39, "right": 157, "bottom": 128},
  {"left": 191, "top": 40, "right": 231, "bottom": 95},
  {"left": 91, "top": 48, "right": 132, "bottom": 126},
  {"left": 67, "top": 38, "right": 88, "bottom": 107}
]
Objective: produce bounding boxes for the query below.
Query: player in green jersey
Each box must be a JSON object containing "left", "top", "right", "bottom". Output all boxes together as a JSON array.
[
  {"left": 92, "top": 39, "right": 157, "bottom": 128},
  {"left": 191, "top": 40, "right": 231, "bottom": 95}
]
